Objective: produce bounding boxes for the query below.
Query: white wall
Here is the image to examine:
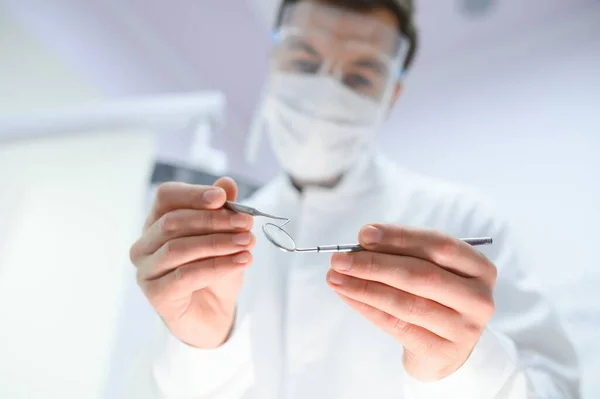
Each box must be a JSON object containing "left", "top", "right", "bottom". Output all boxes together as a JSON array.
[
  {"left": 0, "top": 7, "right": 150, "bottom": 399},
  {"left": 380, "top": 4, "right": 600, "bottom": 397},
  {"left": 0, "top": 132, "right": 154, "bottom": 399},
  {"left": 0, "top": 3, "right": 103, "bottom": 116}
]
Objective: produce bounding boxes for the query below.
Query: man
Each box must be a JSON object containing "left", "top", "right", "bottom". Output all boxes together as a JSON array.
[{"left": 129, "top": 0, "right": 580, "bottom": 397}]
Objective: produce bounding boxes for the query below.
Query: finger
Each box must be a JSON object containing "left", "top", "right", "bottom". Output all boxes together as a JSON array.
[
  {"left": 142, "top": 251, "right": 252, "bottom": 307},
  {"left": 358, "top": 224, "right": 496, "bottom": 285},
  {"left": 138, "top": 232, "right": 256, "bottom": 280},
  {"left": 214, "top": 176, "right": 238, "bottom": 202},
  {"left": 334, "top": 291, "right": 449, "bottom": 358},
  {"left": 144, "top": 182, "right": 227, "bottom": 231},
  {"left": 327, "top": 270, "right": 472, "bottom": 342},
  {"left": 330, "top": 252, "right": 492, "bottom": 316},
  {"left": 131, "top": 209, "right": 253, "bottom": 258}
]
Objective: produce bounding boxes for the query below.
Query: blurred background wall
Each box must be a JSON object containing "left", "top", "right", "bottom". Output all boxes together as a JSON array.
[
  {"left": 385, "top": 7, "right": 600, "bottom": 398},
  {"left": 0, "top": 8, "right": 104, "bottom": 116},
  {"left": 0, "top": 0, "right": 599, "bottom": 398}
]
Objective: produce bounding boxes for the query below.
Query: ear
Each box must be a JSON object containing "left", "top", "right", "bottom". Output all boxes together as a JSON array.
[{"left": 390, "top": 82, "right": 403, "bottom": 108}]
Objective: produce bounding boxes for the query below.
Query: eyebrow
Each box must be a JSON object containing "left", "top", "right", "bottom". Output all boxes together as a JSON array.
[
  {"left": 285, "top": 37, "right": 320, "bottom": 58},
  {"left": 350, "top": 57, "right": 387, "bottom": 75}
]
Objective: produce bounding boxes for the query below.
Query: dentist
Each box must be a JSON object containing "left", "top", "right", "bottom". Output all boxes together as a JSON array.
[{"left": 129, "top": 1, "right": 580, "bottom": 398}]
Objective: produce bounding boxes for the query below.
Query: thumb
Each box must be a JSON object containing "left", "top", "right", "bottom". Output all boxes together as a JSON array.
[{"left": 214, "top": 176, "right": 238, "bottom": 202}]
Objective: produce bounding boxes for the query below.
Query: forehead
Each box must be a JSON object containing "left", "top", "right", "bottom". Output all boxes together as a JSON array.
[{"left": 282, "top": 2, "right": 400, "bottom": 53}]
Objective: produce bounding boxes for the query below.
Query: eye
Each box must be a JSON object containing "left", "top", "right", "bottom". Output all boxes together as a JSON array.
[
  {"left": 290, "top": 59, "right": 321, "bottom": 74},
  {"left": 343, "top": 73, "right": 373, "bottom": 89}
]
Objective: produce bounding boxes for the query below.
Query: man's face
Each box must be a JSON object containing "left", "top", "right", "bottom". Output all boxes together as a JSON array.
[{"left": 274, "top": 0, "right": 404, "bottom": 105}]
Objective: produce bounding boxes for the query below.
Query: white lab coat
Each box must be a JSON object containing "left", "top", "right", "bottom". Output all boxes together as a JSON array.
[{"left": 129, "top": 154, "right": 580, "bottom": 398}]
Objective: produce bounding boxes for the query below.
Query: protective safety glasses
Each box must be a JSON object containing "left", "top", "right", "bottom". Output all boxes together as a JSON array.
[{"left": 272, "top": 2, "right": 409, "bottom": 102}]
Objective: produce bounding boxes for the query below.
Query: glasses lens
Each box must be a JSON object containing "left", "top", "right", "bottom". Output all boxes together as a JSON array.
[
  {"left": 273, "top": 32, "right": 323, "bottom": 75},
  {"left": 337, "top": 45, "right": 393, "bottom": 100},
  {"left": 262, "top": 223, "right": 296, "bottom": 252}
]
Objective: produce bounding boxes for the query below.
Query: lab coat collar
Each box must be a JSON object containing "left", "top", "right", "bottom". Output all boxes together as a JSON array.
[{"left": 278, "top": 150, "right": 387, "bottom": 207}]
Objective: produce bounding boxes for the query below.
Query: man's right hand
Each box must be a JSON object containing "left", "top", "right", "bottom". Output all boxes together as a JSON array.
[{"left": 129, "top": 177, "right": 255, "bottom": 349}]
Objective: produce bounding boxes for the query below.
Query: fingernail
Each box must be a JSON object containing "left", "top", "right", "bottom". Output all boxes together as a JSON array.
[
  {"left": 233, "top": 252, "right": 251, "bottom": 264},
  {"left": 361, "top": 226, "right": 382, "bottom": 245},
  {"left": 203, "top": 189, "right": 222, "bottom": 204},
  {"left": 232, "top": 232, "right": 252, "bottom": 246},
  {"left": 231, "top": 214, "right": 250, "bottom": 229},
  {"left": 328, "top": 271, "right": 348, "bottom": 286},
  {"left": 332, "top": 253, "right": 352, "bottom": 271}
]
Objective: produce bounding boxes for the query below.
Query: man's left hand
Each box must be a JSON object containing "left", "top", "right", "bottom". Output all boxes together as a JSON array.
[{"left": 327, "top": 224, "right": 497, "bottom": 382}]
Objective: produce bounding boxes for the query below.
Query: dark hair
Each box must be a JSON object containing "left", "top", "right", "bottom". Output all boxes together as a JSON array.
[{"left": 275, "top": 0, "right": 418, "bottom": 72}]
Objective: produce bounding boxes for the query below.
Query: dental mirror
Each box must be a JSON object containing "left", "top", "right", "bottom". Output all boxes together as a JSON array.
[{"left": 225, "top": 201, "right": 492, "bottom": 254}]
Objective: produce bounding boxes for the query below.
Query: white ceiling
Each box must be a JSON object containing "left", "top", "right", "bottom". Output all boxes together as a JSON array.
[
  {"left": 244, "top": 0, "right": 598, "bottom": 70},
  {"left": 4, "top": 0, "right": 596, "bottom": 106},
  {"left": 2, "top": 0, "right": 598, "bottom": 177}
]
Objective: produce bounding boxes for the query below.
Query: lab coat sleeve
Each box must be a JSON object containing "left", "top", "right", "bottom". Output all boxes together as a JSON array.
[
  {"left": 403, "top": 200, "right": 581, "bottom": 399},
  {"left": 129, "top": 314, "right": 254, "bottom": 399}
]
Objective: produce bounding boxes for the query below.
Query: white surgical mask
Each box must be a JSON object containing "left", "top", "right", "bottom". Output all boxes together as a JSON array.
[{"left": 258, "top": 72, "right": 384, "bottom": 183}]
